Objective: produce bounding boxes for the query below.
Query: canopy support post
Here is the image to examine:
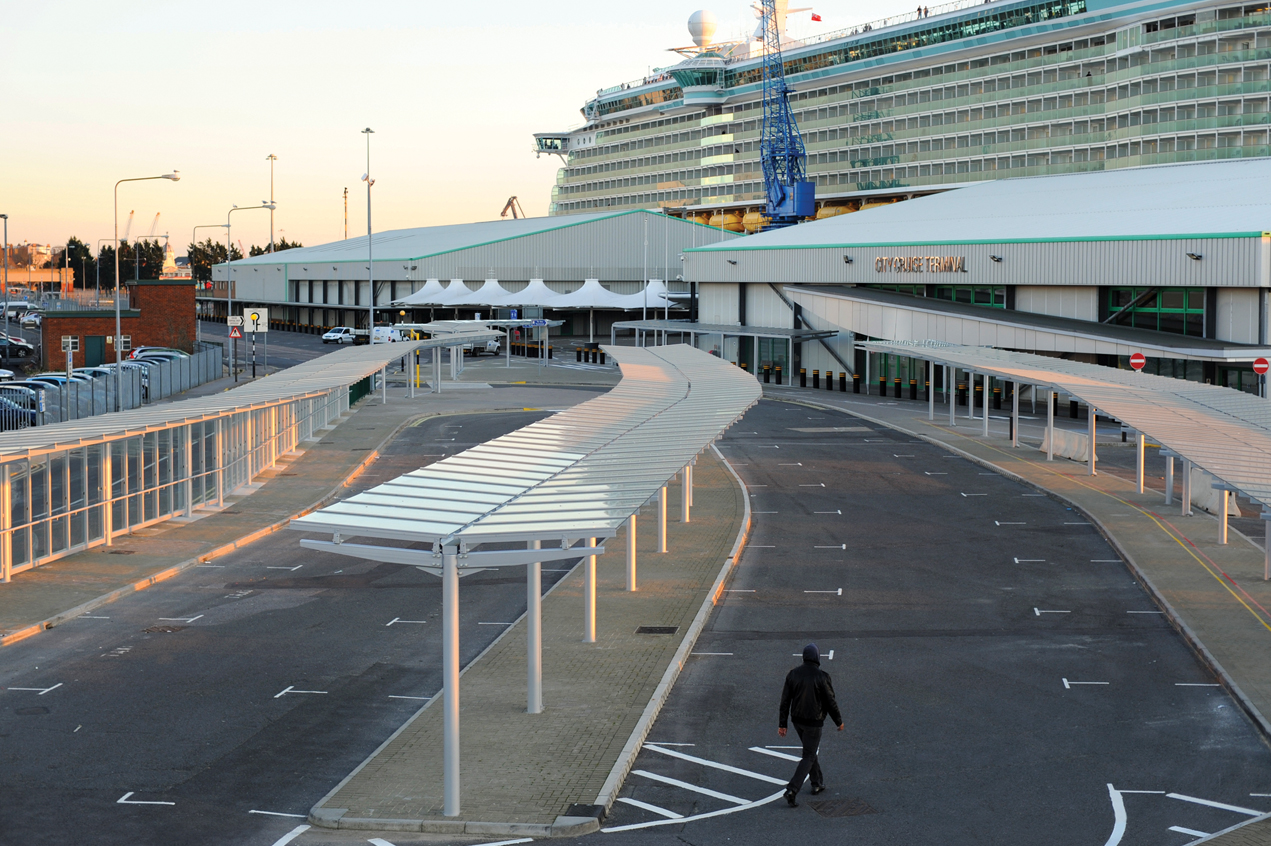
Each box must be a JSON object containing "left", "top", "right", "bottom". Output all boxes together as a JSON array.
[
  {"left": 1219, "top": 490, "right": 1229, "bottom": 545},
  {"left": 584, "top": 537, "right": 597, "bottom": 643},
  {"left": 982, "top": 375, "right": 989, "bottom": 438},
  {"left": 1010, "top": 380, "right": 1019, "bottom": 447},
  {"left": 1087, "top": 406, "right": 1097, "bottom": 476},
  {"left": 658, "top": 485, "right": 668, "bottom": 553},
  {"left": 381, "top": 366, "right": 387, "bottom": 403},
  {"left": 1136, "top": 433, "right": 1145, "bottom": 493},
  {"left": 682, "top": 465, "right": 691, "bottom": 523},
  {"left": 1046, "top": 388, "right": 1054, "bottom": 461},
  {"left": 1262, "top": 510, "right": 1271, "bottom": 581},
  {"left": 442, "top": 543, "right": 461, "bottom": 817},
  {"left": 1182, "top": 459, "right": 1193, "bottom": 516},
  {"left": 928, "top": 360, "right": 935, "bottom": 421},
  {"left": 949, "top": 367, "right": 955, "bottom": 427},
  {"left": 626, "top": 514, "right": 637, "bottom": 591},
  {"left": 1165, "top": 455, "right": 1174, "bottom": 505},
  {"left": 527, "top": 539, "right": 543, "bottom": 714}
]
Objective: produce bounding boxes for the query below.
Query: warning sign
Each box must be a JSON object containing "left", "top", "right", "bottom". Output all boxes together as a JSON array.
[{"left": 229, "top": 326, "right": 243, "bottom": 339}]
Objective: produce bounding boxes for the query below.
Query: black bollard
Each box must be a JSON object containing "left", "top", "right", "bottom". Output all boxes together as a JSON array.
[
  {"left": 909, "top": 378, "right": 917, "bottom": 401},
  {"left": 576, "top": 347, "right": 583, "bottom": 363},
  {"left": 1070, "top": 399, "right": 1079, "bottom": 418},
  {"left": 839, "top": 372, "right": 846, "bottom": 392},
  {"left": 763, "top": 364, "right": 771, "bottom": 384},
  {"left": 800, "top": 368, "right": 807, "bottom": 388},
  {"left": 775, "top": 365, "right": 783, "bottom": 385},
  {"left": 812, "top": 369, "right": 820, "bottom": 389},
  {"left": 852, "top": 373, "right": 860, "bottom": 394}
]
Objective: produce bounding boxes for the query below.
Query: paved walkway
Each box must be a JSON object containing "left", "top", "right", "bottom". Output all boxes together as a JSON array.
[
  {"left": 0, "top": 385, "right": 606, "bottom": 647},
  {"left": 310, "top": 448, "right": 746, "bottom": 837},
  {"left": 1193, "top": 813, "right": 1271, "bottom": 845}
]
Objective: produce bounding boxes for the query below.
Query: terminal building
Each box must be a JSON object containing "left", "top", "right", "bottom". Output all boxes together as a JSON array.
[{"left": 535, "top": 0, "right": 1271, "bottom": 226}]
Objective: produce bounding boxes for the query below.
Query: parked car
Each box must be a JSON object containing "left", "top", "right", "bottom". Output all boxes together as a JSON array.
[
  {"left": 130, "top": 346, "right": 189, "bottom": 360},
  {"left": 322, "top": 327, "right": 356, "bottom": 344},
  {"left": 26, "top": 373, "right": 94, "bottom": 387},
  {"left": 75, "top": 367, "right": 114, "bottom": 380},
  {"left": 0, "top": 395, "right": 38, "bottom": 429},
  {"left": 0, "top": 368, "right": 14, "bottom": 382},
  {"left": 0, "top": 336, "right": 34, "bottom": 359},
  {"left": 20, "top": 311, "right": 42, "bottom": 328},
  {"left": 134, "top": 351, "right": 186, "bottom": 364}
]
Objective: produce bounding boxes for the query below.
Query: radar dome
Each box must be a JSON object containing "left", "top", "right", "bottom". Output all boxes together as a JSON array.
[{"left": 688, "top": 10, "right": 718, "bottom": 48}]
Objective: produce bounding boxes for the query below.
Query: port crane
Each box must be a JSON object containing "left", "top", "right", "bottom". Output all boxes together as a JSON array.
[
  {"left": 500, "top": 196, "right": 527, "bottom": 219},
  {"left": 758, "top": 0, "right": 814, "bottom": 229}
]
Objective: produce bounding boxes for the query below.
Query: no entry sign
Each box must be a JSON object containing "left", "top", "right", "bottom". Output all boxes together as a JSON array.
[
  {"left": 1129, "top": 352, "right": 1146, "bottom": 371},
  {"left": 1255, "top": 357, "right": 1269, "bottom": 375}
]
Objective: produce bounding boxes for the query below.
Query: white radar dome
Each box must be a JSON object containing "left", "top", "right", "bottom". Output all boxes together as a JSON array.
[{"left": 688, "top": 10, "right": 718, "bottom": 48}]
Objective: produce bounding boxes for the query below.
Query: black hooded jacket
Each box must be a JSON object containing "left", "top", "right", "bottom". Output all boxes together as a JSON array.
[{"left": 779, "top": 660, "right": 843, "bottom": 729}]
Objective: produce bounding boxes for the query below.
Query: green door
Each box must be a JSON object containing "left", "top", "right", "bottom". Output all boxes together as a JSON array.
[{"left": 85, "top": 336, "right": 106, "bottom": 367}]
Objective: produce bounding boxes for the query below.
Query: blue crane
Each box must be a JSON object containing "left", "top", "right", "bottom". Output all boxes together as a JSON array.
[{"left": 759, "top": 0, "right": 815, "bottom": 229}]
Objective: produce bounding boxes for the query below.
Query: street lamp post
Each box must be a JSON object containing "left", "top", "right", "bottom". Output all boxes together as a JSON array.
[
  {"left": 362, "top": 128, "right": 376, "bottom": 342},
  {"left": 1, "top": 214, "right": 8, "bottom": 354},
  {"left": 193, "top": 224, "right": 228, "bottom": 341},
  {"left": 114, "top": 173, "right": 180, "bottom": 411},
  {"left": 266, "top": 154, "right": 277, "bottom": 253},
  {"left": 226, "top": 203, "right": 275, "bottom": 382}
]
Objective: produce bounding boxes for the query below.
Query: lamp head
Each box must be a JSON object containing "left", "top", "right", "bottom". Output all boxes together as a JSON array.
[
  {"left": 264, "top": 202, "right": 276, "bottom": 210},
  {"left": 162, "top": 171, "right": 180, "bottom": 181},
  {"left": 362, "top": 127, "right": 374, "bottom": 135}
]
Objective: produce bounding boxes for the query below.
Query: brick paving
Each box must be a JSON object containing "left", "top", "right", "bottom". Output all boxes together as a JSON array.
[
  {"left": 313, "top": 450, "right": 744, "bottom": 827},
  {"left": 1192, "top": 815, "right": 1271, "bottom": 845}
]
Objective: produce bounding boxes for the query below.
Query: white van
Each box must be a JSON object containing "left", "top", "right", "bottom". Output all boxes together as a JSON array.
[{"left": 368, "top": 326, "right": 403, "bottom": 344}]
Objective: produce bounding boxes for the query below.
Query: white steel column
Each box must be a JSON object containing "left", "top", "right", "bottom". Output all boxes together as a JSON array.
[
  {"left": 184, "top": 425, "right": 194, "bottom": 517},
  {"left": 1046, "top": 389, "right": 1054, "bottom": 461},
  {"left": 409, "top": 351, "right": 416, "bottom": 398},
  {"left": 103, "top": 443, "right": 115, "bottom": 545},
  {"left": 584, "top": 537, "right": 597, "bottom": 643},
  {"left": 966, "top": 371, "right": 973, "bottom": 420},
  {"left": 681, "top": 466, "right": 691, "bottom": 523},
  {"left": 527, "top": 539, "right": 543, "bottom": 714},
  {"left": 0, "top": 466, "right": 11, "bottom": 583},
  {"left": 216, "top": 418, "right": 224, "bottom": 506},
  {"left": 1219, "top": 488, "right": 1229, "bottom": 545},
  {"left": 1165, "top": 454, "right": 1175, "bottom": 505},
  {"left": 981, "top": 375, "right": 989, "bottom": 438},
  {"left": 1010, "top": 381, "right": 1019, "bottom": 447},
  {"left": 626, "top": 514, "right": 637, "bottom": 591},
  {"left": 949, "top": 367, "right": 956, "bottom": 427},
  {"left": 1182, "top": 459, "right": 1193, "bottom": 515},
  {"left": 1087, "top": 406, "right": 1097, "bottom": 476},
  {"left": 433, "top": 348, "right": 442, "bottom": 394},
  {"left": 442, "top": 544, "right": 460, "bottom": 817},
  {"left": 381, "top": 366, "right": 388, "bottom": 403},
  {"left": 1135, "top": 433, "right": 1145, "bottom": 494},
  {"left": 928, "top": 360, "right": 935, "bottom": 421},
  {"left": 687, "top": 459, "right": 694, "bottom": 507},
  {"left": 1262, "top": 510, "right": 1271, "bottom": 580},
  {"left": 657, "top": 486, "right": 667, "bottom": 553}
]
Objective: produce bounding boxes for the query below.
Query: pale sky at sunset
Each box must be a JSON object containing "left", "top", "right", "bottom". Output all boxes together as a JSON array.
[{"left": 3, "top": 0, "right": 904, "bottom": 254}]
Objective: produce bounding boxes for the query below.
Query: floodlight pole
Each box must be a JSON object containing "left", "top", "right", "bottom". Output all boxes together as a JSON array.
[
  {"left": 1, "top": 214, "right": 8, "bottom": 353},
  {"left": 227, "top": 203, "right": 274, "bottom": 383},
  {"left": 442, "top": 543, "right": 460, "bottom": 816},
  {"left": 362, "top": 128, "right": 376, "bottom": 340}
]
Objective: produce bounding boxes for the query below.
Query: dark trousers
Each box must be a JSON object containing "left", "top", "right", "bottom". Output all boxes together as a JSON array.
[{"left": 786, "top": 721, "right": 823, "bottom": 794}]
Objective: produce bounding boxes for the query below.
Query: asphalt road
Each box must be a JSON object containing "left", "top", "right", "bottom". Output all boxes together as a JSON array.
[
  {"left": 543, "top": 398, "right": 1271, "bottom": 846},
  {"left": 200, "top": 321, "right": 333, "bottom": 374},
  {"left": 0, "top": 410, "right": 577, "bottom": 846}
]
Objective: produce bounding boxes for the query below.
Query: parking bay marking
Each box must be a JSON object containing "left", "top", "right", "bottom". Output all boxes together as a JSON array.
[
  {"left": 642, "top": 744, "right": 786, "bottom": 786},
  {"left": 385, "top": 618, "right": 427, "bottom": 626},
  {"left": 117, "top": 792, "right": 175, "bottom": 806},
  {"left": 961, "top": 493, "right": 988, "bottom": 497},
  {"left": 813, "top": 510, "right": 842, "bottom": 515},
  {"left": 749, "top": 746, "right": 802, "bottom": 763},
  {"left": 1062, "top": 678, "right": 1108, "bottom": 689},
  {"left": 633, "top": 770, "right": 749, "bottom": 805},
  {"left": 158, "top": 615, "right": 203, "bottom": 623},
  {"left": 7, "top": 683, "right": 62, "bottom": 695},
  {"left": 1167, "top": 793, "right": 1264, "bottom": 816},
  {"left": 798, "top": 484, "right": 826, "bottom": 488},
  {"left": 1168, "top": 827, "right": 1210, "bottom": 838},
  {"left": 268, "top": 826, "right": 310, "bottom": 846},
  {"left": 1034, "top": 609, "right": 1070, "bottom": 616},
  {"left": 1014, "top": 558, "right": 1046, "bottom": 564},
  {"left": 617, "top": 797, "right": 684, "bottom": 819},
  {"left": 792, "top": 650, "right": 835, "bottom": 660},
  {"left": 805, "top": 589, "right": 843, "bottom": 595},
  {"left": 274, "top": 686, "right": 328, "bottom": 699},
  {"left": 249, "top": 810, "right": 306, "bottom": 818},
  {"left": 996, "top": 521, "right": 1026, "bottom": 526}
]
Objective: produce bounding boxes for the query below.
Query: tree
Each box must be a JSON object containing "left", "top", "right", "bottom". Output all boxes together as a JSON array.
[
  {"left": 185, "top": 238, "right": 242, "bottom": 283},
  {"left": 50, "top": 237, "right": 96, "bottom": 289},
  {"left": 248, "top": 237, "right": 303, "bottom": 256}
]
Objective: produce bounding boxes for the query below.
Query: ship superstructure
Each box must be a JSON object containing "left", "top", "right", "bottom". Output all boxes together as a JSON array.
[{"left": 535, "top": 0, "right": 1271, "bottom": 228}]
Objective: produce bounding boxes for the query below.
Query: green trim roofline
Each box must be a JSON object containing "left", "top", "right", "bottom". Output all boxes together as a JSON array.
[{"left": 687, "top": 232, "right": 1269, "bottom": 252}]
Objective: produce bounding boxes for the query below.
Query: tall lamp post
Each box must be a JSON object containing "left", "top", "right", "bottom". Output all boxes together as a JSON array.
[
  {"left": 192, "top": 224, "right": 228, "bottom": 339},
  {"left": 1, "top": 214, "right": 8, "bottom": 353},
  {"left": 114, "top": 173, "right": 180, "bottom": 411},
  {"left": 226, "top": 203, "right": 275, "bottom": 382},
  {"left": 362, "top": 128, "right": 376, "bottom": 341},
  {"left": 266, "top": 154, "right": 277, "bottom": 253}
]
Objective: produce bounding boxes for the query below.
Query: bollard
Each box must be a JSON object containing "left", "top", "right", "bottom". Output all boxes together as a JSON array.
[
  {"left": 1070, "top": 399, "right": 1079, "bottom": 419},
  {"left": 909, "top": 378, "right": 917, "bottom": 401},
  {"left": 812, "top": 369, "right": 820, "bottom": 389},
  {"left": 839, "top": 372, "right": 846, "bottom": 392},
  {"left": 763, "top": 364, "right": 771, "bottom": 383},
  {"left": 958, "top": 383, "right": 966, "bottom": 406},
  {"left": 548, "top": 345, "right": 552, "bottom": 359},
  {"left": 890, "top": 377, "right": 899, "bottom": 398},
  {"left": 800, "top": 368, "right": 807, "bottom": 388},
  {"left": 775, "top": 365, "right": 783, "bottom": 385},
  {"left": 599, "top": 350, "right": 606, "bottom": 365},
  {"left": 852, "top": 373, "right": 860, "bottom": 393},
  {"left": 879, "top": 376, "right": 887, "bottom": 395},
  {"left": 576, "top": 347, "right": 583, "bottom": 362},
  {"left": 741, "top": 362, "right": 748, "bottom": 372},
  {"left": 993, "top": 387, "right": 1002, "bottom": 410},
  {"left": 827, "top": 371, "right": 834, "bottom": 391}
]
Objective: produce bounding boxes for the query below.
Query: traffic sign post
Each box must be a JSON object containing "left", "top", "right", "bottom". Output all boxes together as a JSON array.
[
  {"left": 61, "top": 336, "right": 80, "bottom": 419},
  {"left": 228, "top": 326, "right": 243, "bottom": 339},
  {"left": 1256, "top": 358, "right": 1269, "bottom": 398},
  {"left": 243, "top": 309, "right": 269, "bottom": 379},
  {"left": 1129, "top": 352, "right": 1146, "bottom": 371}
]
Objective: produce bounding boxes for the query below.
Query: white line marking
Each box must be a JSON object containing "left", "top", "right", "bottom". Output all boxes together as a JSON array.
[
  {"left": 813, "top": 510, "right": 842, "bottom": 514},
  {"left": 1117, "top": 790, "right": 1167, "bottom": 794},
  {"left": 749, "top": 485, "right": 769, "bottom": 487},
  {"left": 1103, "top": 784, "right": 1127, "bottom": 846},
  {"left": 1064, "top": 522, "right": 1091, "bottom": 525},
  {"left": 804, "top": 589, "right": 843, "bottom": 595},
  {"left": 158, "top": 615, "right": 203, "bottom": 623},
  {"left": 469, "top": 840, "right": 532, "bottom": 846},
  {"left": 249, "top": 810, "right": 307, "bottom": 818},
  {"left": 1166, "top": 793, "right": 1265, "bottom": 815},
  {"left": 269, "top": 827, "right": 310, "bottom": 846},
  {"left": 1175, "top": 683, "right": 1221, "bottom": 687},
  {"left": 602, "top": 791, "right": 785, "bottom": 833},
  {"left": 388, "top": 695, "right": 434, "bottom": 700},
  {"left": 691, "top": 652, "right": 734, "bottom": 656},
  {"left": 1168, "top": 827, "right": 1210, "bottom": 838},
  {"left": 1092, "top": 559, "right": 1122, "bottom": 563},
  {"left": 643, "top": 744, "right": 786, "bottom": 785},
  {"left": 478, "top": 622, "right": 515, "bottom": 626},
  {"left": 80, "top": 615, "right": 110, "bottom": 619},
  {"left": 368, "top": 839, "right": 398, "bottom": 846},
  {"left": 778, "top": 463, "right": 803, "bottom": 466},
  {"left": 385, "top": 618, "right": 427, "bottom": 626},
  {"left": 632, "top": 770, "right": 749, "bottom": 804},
  {"left": 924, "top": 472, "right": 947, "bottom": 476},
  {"left": 828, "top": 649, "right": 834, "bottom": 660},
  {"left": 1014, "top": 558, "right": 1046, "bottom": 563},
  {"left": 798, "top": 484, "right": 826, "bottom": 487},
  {"left": 749, "top": 746, "right": 801, "bottom": 762},
  {"left": 893, "top": 454, "right": 914, "bottom": 458},
  {"left": 750, "top": 545, "right": 776, "bottom": 548},
  {"left": 1128, "top": 611, "right": 1163, "bottom": 614},
  {"left": 617, "top": 797, "right": 684, "bottom": 819},
  {"left": 1063, "top": 679, "right": 1108, "bottom": 689},
  {"left": 1251, "top": 793, "right": 1271, "bottom": 797},
  {"left": 273, "top": 686, "right": 327, "bottom": 699},
  {"left": 645, "top": 742, "right": 695, "bottom": 746},
  {"left": 961, "top": 493, "right": 988, "bottom": 497},
  {"left": 812, "top": 544, "right": 846, "bottom": 549},
  {"left": 116, "top": 792, "right": 175, "bottom": 806},
  {"left": 996, "top": 521, "right": 1026, "bottom": 526},
  {"left": 1034, "top": 609, "right": 1071, "bottom": 615},
  {"left": 7, "top": 683, "right": 62, "bottom": 695},
  {"left": 766, "top": 745, "right": 804, "bottom": 749},
  {"left": 724, "top": 589, "right": 755, "bottom": 592},
  {"left": 266, "top": 565, "right": 303, "bottom": 571},
  {"left": 754, "top": 511, "right": 779, "bottom": 514}
]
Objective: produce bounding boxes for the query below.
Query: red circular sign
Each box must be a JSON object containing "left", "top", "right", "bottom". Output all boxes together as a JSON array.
[
  {"left": 1255, "top": 358, "right": 1269, "bottom": 375},
  {"left": 1129, "top": 352, "right": 1146, "bottom": 371}
]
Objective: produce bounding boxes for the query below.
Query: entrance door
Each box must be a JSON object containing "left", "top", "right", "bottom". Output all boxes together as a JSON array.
[{"left": 85, "top": 336, "right": 106, "bottom": 367}]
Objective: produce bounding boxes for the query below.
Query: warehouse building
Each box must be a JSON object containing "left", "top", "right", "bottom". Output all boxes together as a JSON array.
[{"left": 680, "top": 158, "right": 1271, "bottom": 393}]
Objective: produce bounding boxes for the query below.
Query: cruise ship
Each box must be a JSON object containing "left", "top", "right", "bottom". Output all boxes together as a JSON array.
[{"left": 534, "top": 0, "right": 1271, "bottom": 228}]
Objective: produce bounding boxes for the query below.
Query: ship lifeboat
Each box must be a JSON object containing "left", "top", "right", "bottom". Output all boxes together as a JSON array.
[
  {"left": 741, "top": 211, "right": 770, "bottom": 232},
  {"left": 815, "top": 205, "right": 854, "bottom": 220},
  {"left": 686, "top": 212, "right": 712, "bottom": 225},
  {"left": 708, "top": 211, "right": 744, "bottom": 232},
  {"left": 859, "top": 199, "right": 897, "bottom": 211}
]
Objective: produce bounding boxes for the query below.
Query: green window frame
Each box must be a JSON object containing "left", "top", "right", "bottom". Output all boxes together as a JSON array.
[
  {"left": 935, "top": 285, "right": 1006, "bottom": 308},
  {"left": 1107, "top": 287, "right": 1205, "bottom": 336}
]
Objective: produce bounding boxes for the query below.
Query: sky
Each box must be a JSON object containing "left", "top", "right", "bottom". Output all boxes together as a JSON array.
[{"left": 3, "top": 0, "right": 908, "bottom": 255}]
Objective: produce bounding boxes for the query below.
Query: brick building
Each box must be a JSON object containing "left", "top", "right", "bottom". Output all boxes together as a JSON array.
[{"left": 40, "top": 280, "right": 196, "bottom": 369}]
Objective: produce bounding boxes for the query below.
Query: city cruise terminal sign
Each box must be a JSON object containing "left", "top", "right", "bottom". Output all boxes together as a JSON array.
[{"left": 875, "top": 255, "right": 967, "bottom": 273}]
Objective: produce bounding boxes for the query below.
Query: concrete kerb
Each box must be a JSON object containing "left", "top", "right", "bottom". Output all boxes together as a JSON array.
[
  {"left": 0, "top": 404, "right": 535, "bottom": 652},
  {"left": 1184, "top": 811, "right": 1271, "bottom": 844},
  {"left": 774, "top": 390, "right": 1271, "bottom": 745},
  {"left": 309, "top": 442, "right": 753, "bottom": 839}
]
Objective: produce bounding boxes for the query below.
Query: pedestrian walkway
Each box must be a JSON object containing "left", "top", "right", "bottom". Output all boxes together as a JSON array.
[
  {"left": 0, "top": 385, "right": 607, "bottom": 647},
  {"left": 1191, "top": 812, "right": 1271, "bottom": 845},
  {"left": 309, "top": 448, "right": 747, "bottom": 837},
  {"left": 767, "top": 384, "right": 1271, "bottom": 742}
]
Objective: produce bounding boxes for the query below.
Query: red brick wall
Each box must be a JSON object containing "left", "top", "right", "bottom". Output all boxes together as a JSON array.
[{"left": 39, "top": 281, "right": 197, "bottom": 369}]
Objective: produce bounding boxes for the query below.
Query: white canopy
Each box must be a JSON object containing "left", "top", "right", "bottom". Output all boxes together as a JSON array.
[{"left": 394, "top": 278, "right": 675, "bottom": 311}]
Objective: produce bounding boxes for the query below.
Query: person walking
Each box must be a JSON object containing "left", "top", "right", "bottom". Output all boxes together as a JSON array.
[{"left": 778, "top": 643, "right": 843, "bottom": 807}]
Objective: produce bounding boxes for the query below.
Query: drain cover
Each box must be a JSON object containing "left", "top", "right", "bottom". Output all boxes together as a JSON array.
[
  {"left": 808, "top": 798, "right": 878, "bottom": 818},
  {"left": 143, "top": 625, "right": 186, "bottom": 634},
  {"left": 635, "top": 626, "right": 679, "bottom": 635}
]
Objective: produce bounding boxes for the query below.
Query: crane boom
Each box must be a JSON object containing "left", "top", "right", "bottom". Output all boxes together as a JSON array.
[
  {"left": 146, "top": 212, "right": 161, "bottom": 239},
  {"left": 501, "top": 196, "right": 526, "bottom": 219},
  {"left": 759, "top": 0, "right": 814, "bottom": 229},
  {"left": 122, "top": 210, "right": 135, "bottom": 242}
]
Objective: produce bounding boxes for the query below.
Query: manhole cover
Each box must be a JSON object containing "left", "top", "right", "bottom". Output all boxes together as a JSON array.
[
  {"left": 808, "top": 798, "right": 877, "bottom": 818},
  {"left": 15, "top": 706, "right": 49, "bottom": 716},
  {"left": 108, "top": 550, "right": 136, "bottom": 555},
  {"left": 142, "top": 625, "right": 186, "bottom": 634},
  {"left": 635, "top": 626, "right": 679, "bottom": 635}
]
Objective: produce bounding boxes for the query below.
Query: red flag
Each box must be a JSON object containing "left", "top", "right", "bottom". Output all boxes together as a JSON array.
[{"left": 811, "top": 12, "right": 822, "bottom": 20}]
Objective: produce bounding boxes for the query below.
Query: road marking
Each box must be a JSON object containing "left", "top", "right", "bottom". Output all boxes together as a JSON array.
[
  {"left": 793, "top": 650, "right": 834, "bottom": 660},
  {"left": 813, "top": 544, "right": 846, "bottom": 549},
  {"left": 893, "top": 454, "right": 914, "bottom": 458},
  {"left": 633, "top": 770, "right": 749, "bottom": 804},
  {"left": 1022, "top": 494, "right": 1045, "bottom": 497},
  {"left": 385, "top": 618, "right": 427, "bottom": 626},
  {"left": 1014, "top": 558, "right": 1046, "bottom": 564},
  {"left": 691, "top": 652, "right": 734, "bottom": 656},
  {"left": 1092, "top": 559, "right": 1122, "bottom": 563},
  {"left": 81, "top": 616, "right": 110, "bottom": 619},
  {"left": 643, "top": 744, "right": 786, "bottom": 785},
  {"left": 389, "top": 695, "right": 434, "bottom": 700},
  {"left": 924, "top": 472, "right": 947, "bottom": 476},
  {"left": 961, "top": 493, "right": 988, "bottom": 497},
  {"left": 778, "top": 462, "right": 803, "bottom": 466},
  {"left": 805, "top": 589, "right": 843, "bottom": 595},
  {"left": 1168, "top": 827, "right": 1209, "bottom": 838},
  {"left": 195, "top": 564, "right": 226, "bottom": 568},
  {"left": 646, "top": 742, "right": 695, "bottom": 746},
  {"left": 996, "top": 521, "right": 1026, "bottom": 526},
  {"left": 1175, "top": 683, "right": 1220, "bottom": 687},
  {"left": 813, "top": 510, "right": 842, "bottom": 515},
  {"left": 602, "top": 791, "right": 786, "bottom": 833},
  {"left": 1034, "top": 609, "right": 1070, "bottom": 616},
  {"left": 249, "top": 810, "right": 307, "bottom": 818},
  {"left": 617, "top": 797, "right": 684, "bottom": 819},
  {"left": 266, "top": 565, "right": 303, "bottom": 571},
  {"left": 117, "top": 792, "right": 175, "bottom": 806},
  {"left": 724, "top": 589, "right": 755, "bottom": 592},
  {"left": 268, "top": 826, "right": 310, "bottom": 846},
  {"left": 1128, "top": 611, "right": 1163, "bottom": 614},
  {"left": 1104, "top": 784, "right": 1127, "bottom": 846},
  {"left": 274, "top": 686, "right": 328, "bottom": 699},
  {"left": 754, "top": 511, "right": 779, "bottom": 514},
  {"left": 1062, "top": 679, "right": 1108, "bottom": 689},
  {"left": 798, "top": 484, "right": 826, "bottom": 488},
  {"left": 749, "top": 746, "right": 801, "bottom": 762},
  {"left": 767, "top": 745, "right": 804, "bottom": 749},
  {"left": 7, "top": 683, "right": 62, "bottom": 695},
  {"left": 1251, "top": 793, "right": 1271, "bottom": 797},
  {"left": 1167, "top": 794, "right": 1264, "bottom": 815},
  {"left": 478, "top": 622, "right": 515, "bottom": 626},
  {"left": 751, "top": 545, "right": 776, "bottom": 548},
  {"left": 749, "top": 485, "right": 768, "bottom": 487},
  {"left": 1064, "top": 522, "right": 1090, "bottom": 526},
  {"left": 158, "top": 615, "right": 203, "bottom": 623}
]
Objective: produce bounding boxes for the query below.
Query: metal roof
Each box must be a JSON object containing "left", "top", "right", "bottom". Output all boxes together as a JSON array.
[
  {"left": 0, "top": 332, "right": 499, "bottom": 460},
  {"left": 611, "top": 319, "right": 837, "bottom": 341},
  {"left": 690, "top": 158, "right": 1271, "bottom": 251},
  {"left": 859, "top": 340, "right": 1271, "bottom": 508},
  {"left": 290, "top": 344, "right": 761, "bottom": 547}
]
